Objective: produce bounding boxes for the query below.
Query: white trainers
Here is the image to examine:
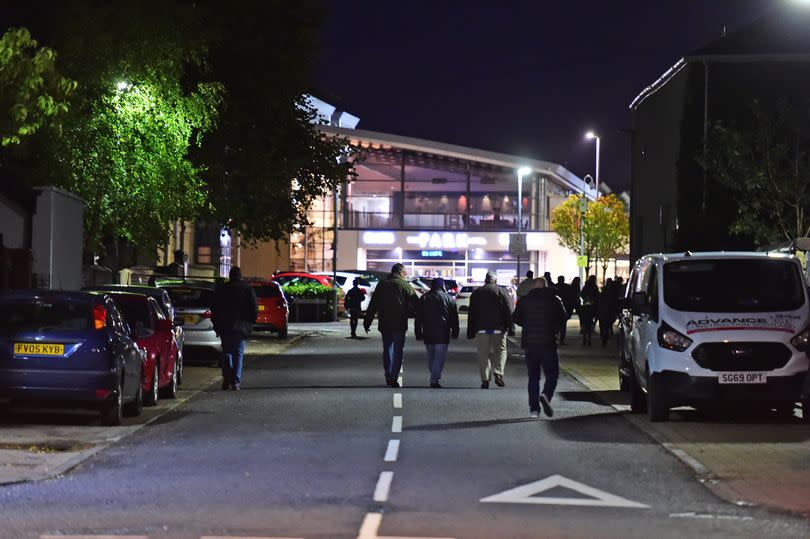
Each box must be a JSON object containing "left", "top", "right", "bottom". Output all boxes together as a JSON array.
[{"left": 529, "top": 411, "right": 540, "bottom": 419}]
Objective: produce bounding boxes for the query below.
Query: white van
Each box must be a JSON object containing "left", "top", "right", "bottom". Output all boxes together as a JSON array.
[{"left": 618, "top": 252, "right": 810, "bottom": 422}]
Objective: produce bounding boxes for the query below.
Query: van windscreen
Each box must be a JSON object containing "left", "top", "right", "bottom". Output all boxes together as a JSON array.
[{"left": 663, "top": 259, "right": 804, "bottom": 313}]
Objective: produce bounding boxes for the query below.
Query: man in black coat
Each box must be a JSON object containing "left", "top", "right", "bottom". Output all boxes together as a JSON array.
[
  {"left": 512, "top": 277, "right": 567, "bottom": 418},
  {"left": 344, "top": 278, "right": 366, "bottom": 338},
  {"left": 414, "top": 278, "right": 459, "bottom": 388},
  {"left": 212, "top": 266, "right": 258, "bottom": 391},
  {"left": 467, "top": 272, "right": 514, "bottom": 389}
]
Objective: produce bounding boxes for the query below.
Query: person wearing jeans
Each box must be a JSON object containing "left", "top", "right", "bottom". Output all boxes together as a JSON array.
[
  {"left": 212, "top": 266, "right": 258, "bottom": 391},
  {"left": 220, "top": 333, "right": 246, "bottom": 388},
  {"left": 414, "top": 278, "right": 459, "bottom": 388},
  {"left": 512, "top": 277, "right": 567, "bottom": 418},
  {"left": 364, "top": 263, "right": 418, "bottom": 387}
]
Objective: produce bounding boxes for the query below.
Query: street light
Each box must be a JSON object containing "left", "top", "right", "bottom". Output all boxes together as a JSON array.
[
  {"left": 516, "top": 167, "right": 531, "bottom": 280},
  {"left": 585, "top": 131, "right": 601, "bottom": 198}
]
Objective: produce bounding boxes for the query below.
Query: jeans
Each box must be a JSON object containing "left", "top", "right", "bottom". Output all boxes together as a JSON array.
[
  {"left": 381, "top": 330, "right": 406, "bottom": 380},
  {"left": 349, "top": 310, "right": 361, "bottom": 336},
  {"left": 220, "top": 332, "right": 246, "bottom": 385},
  {"left": 524, "top": 345, "right": 560, "bottom": 413},
  {"left": 425, "top": 343, "right": 448, "bottom": 384}
]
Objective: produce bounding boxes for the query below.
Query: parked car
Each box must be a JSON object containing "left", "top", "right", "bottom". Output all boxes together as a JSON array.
[
  {"left": 456, "top": 285, "right": 481, "bottom": 312},
  {"left": 500, "top": 284, "right": 518, "bottom": 307},
  {"left": 84, "top": 284, "right": 184, "bottom": 385},
  {"left": 90, "top": 291, "right": 180, "bottom": 406},
  {"left": 159, "top": 282, "right": 221, "bottom": 357},
  {"left": 0, "top": 291, "right": 144, "bottom": 426},
  {"left": 422, "top": 277, "right": 460, "bottom": 296},
  {"left": 249, "top": 280, "right": 289, "bottom": 338},
  {"left": 619, "top": 252, "right": 810, "bottom": 422},
  {"left": 315, "top": 271, "right": 376, "bottom": 311},
  {"left": 273, "top": 271, "right": 345, "bottom": 316},
  {"left": 410, "top": 278, "right": 431, "bottom": 298}
]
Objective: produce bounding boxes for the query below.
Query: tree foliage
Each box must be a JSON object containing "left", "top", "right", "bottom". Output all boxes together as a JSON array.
[
  {"left": 702, "top": 100, "right": 810, "bottom": 247},
  {"left": 550, "top": 193, "right": 628, "bottom": 276},
  {"left": 0, "top": 27, "right": 75, "bottom": 147}
]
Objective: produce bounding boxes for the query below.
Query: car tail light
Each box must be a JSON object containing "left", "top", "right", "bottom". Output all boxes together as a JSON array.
[
  {"left": 95, "top": 389, "right": 111, "bottom": 399},
  {"left": 93, "top": 304, "right": 107, "bottom": 330},
  {"left": 202, "top": 310, "right": 212, "bottom": 319}
]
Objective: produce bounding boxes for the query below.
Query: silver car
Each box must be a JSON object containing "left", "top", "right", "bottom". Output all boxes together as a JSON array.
[{"left": 160, "top": 283, "right": 221, "bottom": 354}]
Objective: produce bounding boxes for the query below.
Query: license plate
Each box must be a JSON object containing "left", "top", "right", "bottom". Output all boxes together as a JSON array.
[
  {"left": 258, "top": 305, "right": 266, "bottom": 311},
  {"left": 181, "top": 314, "right": 199, "bottom": 325},
  {"left": 14, "top": 343, "right": 65, "bottom": 356},
  {"left": 718, "top": 372, "right": 767, "bottom": 384}
]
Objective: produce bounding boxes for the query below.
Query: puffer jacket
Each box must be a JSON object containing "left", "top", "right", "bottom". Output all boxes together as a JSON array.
[
  {"left": 363, "top": 275, "right": 417, "bottom": 332},
  {"left": 512, "top": 287, "right": 567, "bottom": 348},
  {"left": 414, "top": 289, "right": 460, "bottom": 344}
]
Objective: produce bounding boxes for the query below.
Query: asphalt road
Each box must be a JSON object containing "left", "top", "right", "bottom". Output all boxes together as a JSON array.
[{"left": 0, "top": 324, "right": 808, "bottom": 539}]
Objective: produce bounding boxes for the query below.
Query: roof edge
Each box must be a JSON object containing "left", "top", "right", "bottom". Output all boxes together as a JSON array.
[{"left": 629, "top": 58, "right": 687, "bottom": 111}]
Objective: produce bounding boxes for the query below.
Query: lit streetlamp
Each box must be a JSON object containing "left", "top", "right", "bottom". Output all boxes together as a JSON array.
[{"left": 585, "top": 131, "right": 601, "bottom": 198}]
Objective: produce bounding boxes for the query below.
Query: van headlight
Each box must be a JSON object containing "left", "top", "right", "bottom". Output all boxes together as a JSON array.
[
  {"left": 791, "top": 328, "right": 810, "bottom": 352},
  {"left": 657, "top": 322, "right": 693, "bottom": 352}
]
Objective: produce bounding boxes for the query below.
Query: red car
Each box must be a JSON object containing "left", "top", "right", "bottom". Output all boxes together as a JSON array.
[
  {"left": 249, "top": 280, "right": 289, "bottom": 339},
  {"left": 97, "top": 291, "right": 180, "bottom": 406},
  {"left": 272, "top": 271, "right": 337, "bottom": 288}
]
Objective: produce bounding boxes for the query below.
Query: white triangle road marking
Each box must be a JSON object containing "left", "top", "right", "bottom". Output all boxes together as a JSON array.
[{"left": 479, "top": 474, "right": 649, "bottom": 509}]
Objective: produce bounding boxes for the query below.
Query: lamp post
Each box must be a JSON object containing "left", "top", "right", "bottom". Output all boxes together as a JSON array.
[
  {"left": 516, "top": 167, "right": 531, "bottom": 280},
  {"left": 585, "top": 131, "right": 601, "bottom": 198}
]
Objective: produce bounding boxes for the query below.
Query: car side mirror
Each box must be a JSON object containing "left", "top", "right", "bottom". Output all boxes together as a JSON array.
[
  {"left": 156, "top": 319, "right": 173, "bottom": 332},
  {"left": 631, "top": 291, "right": 650, "bottom": 315}
]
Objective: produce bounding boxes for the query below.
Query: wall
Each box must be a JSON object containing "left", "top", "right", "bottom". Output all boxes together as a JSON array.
[
  {"left": 31, "top": 186, "right": 84, "bottom": 290},
  {"left": 0, "top": 193, "right": 28, "bottom": 249},
  {"left": 239, "top": 238, "right": 291, "bottom": 278}
]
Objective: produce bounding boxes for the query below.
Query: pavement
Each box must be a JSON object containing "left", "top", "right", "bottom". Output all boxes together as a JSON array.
[
  {"left": 0, "top": 328, "right": 311, "bottom": 486},
  {"left": 543, "top": 319, "right": 810, "bottom": 517}
]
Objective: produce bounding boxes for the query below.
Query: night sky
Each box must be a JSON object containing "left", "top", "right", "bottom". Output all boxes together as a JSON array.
[{"left": 315, "top": 0, "right": 777, "bottom": 192}]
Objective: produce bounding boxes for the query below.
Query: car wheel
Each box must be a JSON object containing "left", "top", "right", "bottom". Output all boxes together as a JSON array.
[
  {"left": 160, "top": 358, "right": 178, "bottom": 399},
  {"left": 101, "top": 379, "right": 123, "bottom": 426},
  {"left": 278, "top": 325, "right": 288, "bottom": 339},
  {"left": 144, "top": 362, "right": 159, "bottom": 406},
  {"left": 629, "top": 365, "right": 646, "bottom": 414},
  {"left": 176, "top": 347, "right": 184, "bottom": 386},
  {"left": 647, "top": 372, "right": 670, "bottom": 422},
  {"left": 123, "top": 368, "right": 144, "bottom": 418}
]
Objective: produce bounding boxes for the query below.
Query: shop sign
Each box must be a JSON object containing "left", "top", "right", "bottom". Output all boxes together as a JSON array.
[{"left": 421, "top": 250, "right": 444, "bottom": 257}]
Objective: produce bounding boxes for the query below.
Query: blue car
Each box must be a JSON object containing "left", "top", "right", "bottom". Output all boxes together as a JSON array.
[{"left": 0, "top": 291, "right": 144, "bottom": 425}]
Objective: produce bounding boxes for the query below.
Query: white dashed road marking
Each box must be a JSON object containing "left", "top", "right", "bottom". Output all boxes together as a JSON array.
[
  {"left": 384, "top": 439, "right": 400, "bottom": 462},
  {"left": 393, "top": 393, "right": 402, "bottom": 408},
  {"left": 391, "top": 415, "right": 402, "bottom": 433},
  {"left": 373, "top": 471, "right": 394, "bottom": 502},
  {"left": 357, "top": 512, "right": 455, "bottom": 539}
]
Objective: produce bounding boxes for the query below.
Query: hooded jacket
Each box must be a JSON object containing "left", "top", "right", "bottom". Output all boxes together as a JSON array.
[
  {"left": 512, "top": 287, "right": 567, "bottom": 348},
  {"left": 212, "top": 278, "right": 258, "bottom": 338},
  {"left": 414, "top": 280, "right": 460, "bottom": 344}
]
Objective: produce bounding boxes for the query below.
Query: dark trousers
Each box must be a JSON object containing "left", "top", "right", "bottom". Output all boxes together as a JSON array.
[
  {"left": 381, "top": 330, "right": 406, "bottom": 381},
  {"left": 349, "top": 309, "right": 361, "bottom": 336},
  {"left": 559, "top": 317, "right": 570, "bottom": 344},
  {"left": 599, "top": 317, "right": 612, "bottom": 345},
  {"left": 220, "top": 332, "right": 246, "bottom": 385},
  {"left": 524, "top": 345, "right": 560, "bottom": 413}
]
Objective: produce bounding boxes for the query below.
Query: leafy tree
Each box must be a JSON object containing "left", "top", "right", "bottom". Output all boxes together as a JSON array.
[
  {"left": 0, "top": 27, "right": 75, "bottom": 147},
  {"left": 193, "top": 1, "right": 358, "bottom": 244},
  {"left": 550, "top": 193, "right": 628, "bottom": 278},
  {"left": 702, "top": 100, "right": 810, "bottom": 247}
]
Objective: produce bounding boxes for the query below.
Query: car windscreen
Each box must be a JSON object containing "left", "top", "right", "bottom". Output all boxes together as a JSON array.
[
  {"left": 109, "top": 296, "right": 149, "bottom": 324},
  {"left": 460, "top": 286, "right": 477, "bottom": 293},
  {"left": 663, "top": 259, "right": 805, "bottom": 313},
  {"left": 165, "top": 287, "right": 214, "bottom": 308},
  {"left": 0, "top": 300, "right": 91, "bottom": 335},
  {"left": 252, "top": 285, "right": 281, "bottom": 298}
]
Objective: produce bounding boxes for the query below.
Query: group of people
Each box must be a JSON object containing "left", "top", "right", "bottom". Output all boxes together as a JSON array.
[{"left": 361, "top": 263, "right": 568, "bottom": 418}]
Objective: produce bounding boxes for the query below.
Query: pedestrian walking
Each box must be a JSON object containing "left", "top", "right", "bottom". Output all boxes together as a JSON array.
[
  {"left": 467, "top": 271, "right": 514, "bottom": 389},
  {"left": 556, "top": 276, "right": 572, "bottom": 344},
  {"left": 363, "top": 263, "right": 418, "bottom": 388},
  {"left": 598, "top": 279, "right": 618, "bottom": 347},
  {"left": 414, "top": 278, "right": 460, "bottom": 388},
  {"left": 579, "top": 275, "right": 599, "bottom": 346},
  {"left": 543, "top": 272, "right": 555, "bottom": 293},
  {"left": 211, "top": 266, "right": 258, "bottom": 391},
  {"left": 513, "top": 277, "right": 567, "bottom": 418},
  {"left": 516, "top": 270, "right": 535, "bottom": 299},
  {"left": 344, "top": 278, "right": 366, "bottom": 338}
]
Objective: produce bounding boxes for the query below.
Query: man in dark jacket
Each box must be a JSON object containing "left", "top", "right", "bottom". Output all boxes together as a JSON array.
[
  {"left": 512, "top": 277, "right": 567, "bottom": 418},
  {"left": 467, "top": 272, "right": 514, "bottom": 389},
  {"left": 344, "top": 278, "right": 366, "bottom": 338},
  {"left": 414, "top": 278, "right": 459, "bottom": 388},
  {"left": 364, "top": 263, "right": 418, "bottom": 387},
  {"left": 556, "top": 276, "right": 572, "bottom": 344},
  {"left": 212, "top": 266, "right": 258, "bottom": 391}
]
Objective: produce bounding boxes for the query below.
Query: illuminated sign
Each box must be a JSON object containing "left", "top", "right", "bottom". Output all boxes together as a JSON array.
[
  {"left": 362, "top": 231, "right": 396, "bottom": 245},
  {"left": 421, "top": 250, "right": 443, "bottom": 257},
  {"left": 406, "top": 232, "right": 487, "bottom": 249}
]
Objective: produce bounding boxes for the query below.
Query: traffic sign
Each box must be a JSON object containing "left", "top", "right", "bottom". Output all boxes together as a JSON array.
[
  {"left": 509, "top": 233, "right": 528, "bottom": 257},
  {"left": 577, "top": 255, "right": 589, "bottom": 268}
]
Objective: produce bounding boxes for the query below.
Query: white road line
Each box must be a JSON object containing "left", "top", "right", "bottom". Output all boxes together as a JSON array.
[
  {"left": 41, "top": 536, "right": 148, "bottom": 539},
  {"left": 391, "top": 415, "right": 402, "bottom": 433},
  {"left": 358, "top": 512, "right": 383, "bottom": 538},
  {"left": 669, "top": 512, "right": 753, "bottom": 521},
  {"left": 373, "top": 471, "right": 394, "bottom": 502},
  {"left": 397, "top": 375, "right": 403, "bottom": 386},
  {"left": 393, "top": 393, "right": 402, "bottom": 408},
  {"left": 384, "top": 439, "right": 400, "bottom": 462},
  {"left": 202, "top": 537, "right": 304, "bottom": 539}
]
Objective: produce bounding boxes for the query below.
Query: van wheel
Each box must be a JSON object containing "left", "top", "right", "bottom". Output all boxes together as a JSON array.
[
  {"left": 144, "top": 363, "right": 159, "bottom": 406},
  {"left": 629, "top": 367, "right": 646, "bottom": 414},
  {"left": 801, "top": 399, "right": 810, "bottom": 424},
  {"left": 647, "top": 373, "right": 670, "bottom": 422}
]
